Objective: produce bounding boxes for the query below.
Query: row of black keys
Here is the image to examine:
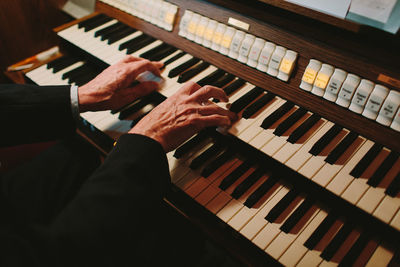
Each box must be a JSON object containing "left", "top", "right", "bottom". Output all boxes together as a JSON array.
[
  {"left": 46, "top": 44, "right": 400, "bottom": 198},
  {"left": 173, "top": 130, "right": 398, "bottom": 266},
  {"left": 61, "top": 11, "right": 400, "bottom": 195}
]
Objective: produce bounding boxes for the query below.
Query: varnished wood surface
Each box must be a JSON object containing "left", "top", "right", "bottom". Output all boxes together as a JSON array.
[
  {"left": 93, "top": 1, "right": 400, "bottom": 152},
  {"left": 0, "top": 0, "right": 71, "bottom": 83}
]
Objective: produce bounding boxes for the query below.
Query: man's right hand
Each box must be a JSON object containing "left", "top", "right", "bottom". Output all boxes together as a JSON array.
[{"left": 129, "top": 81, "right": 237, "bottom": 152}]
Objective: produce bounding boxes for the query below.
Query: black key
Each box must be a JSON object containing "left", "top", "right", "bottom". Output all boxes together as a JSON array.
[
  {"left": 126, "top": 37, "right": 156, "bottom": 54},
  {"left": 177, "top": 61, "right": 210, "bottom": 83},
  {"left": 386, "top": 172, "right": 400, "bottom": 197},
  {"left": 50, "top": 57, "right": 80, "bottom": 73},
  {"left": 173, "top": 130, "right": 211, "bottom": 158},
  {"left": 73, "top": 70, "right": 98, "bottom": 86},
  {"left": 149, "top": 46, "right": 177, "bottom": 61},
  {"left": 231, "top": 167, "right": 267, "bottom": 199},
  {"left": 265, "top": 188, "right": 298, "bottom": 223},
  {"left": 287, "top": 114, "right": 321, "bottom": 144},
  {"left": 219, "top": 159, "right": 253, "bottom": 190},
  {"left": 242, "top": 93, "right": 275, "bottom": 119},
  {"left": 368, "top": 151, "right": 399, "bottom": 187},
  {"left": 223, "top": 78, "right": 246, "bottom": 96},
  {"left": 304, "top": 212, "right": 337, "bottom": 250},
  {"left": 350, "top": 143, "right": 383, "bottom": 178},
  {"left": 61, "top": 64, "right": 88, "bottom": 80},
  {"left": 213, "top": 73, "right": 236, "bottom": 88},
  {"left": 320, "top": 223, "right": 353, "bottom": 261},
  {"left": 230, "top": 87, "right": 264, "bottom": 113},
  {"left": 118, "top": 92, "right": 161, "bottom": 120},
  {"left": 280, "top": 197, "right": 314, "bottom": 233},
  {"left": 338, "top": 233, "right": 370, "bottom": 267},
  {"left": 260, "top": 101, "right": 294, "bottom": 129},
  {"left": 108, "top": 27, "right": 136, "bottom": 44},
  {"left": 119, "top": 33, "right": 149, "bottom": 51},
  {"left": 67, "top": 65, "right": 94, "bottom": 83},
  {"left": 140, "top": 43, "right": 170, "bottom": 59},
  {"left": 78, "top": 14, "right": 106, "bottom": 29},
  {"left": 197, "top": 69, "right": 225, "bottom": 87},
  {"left": 273, "top": 107, "right": 307, "bottom": 136},
  {"left": 47, "top": 56, "right": 71, "bottom": 70},
  {"left": 325, "top": 132, "right": 359, "bottom": 164},
  {"left": 161, "top": 51, "right": 186, "bottom": 69},
  {"left": 244, "top": 175, "right": 279, "bottom": 208},
  {"left": 100, "top": 24, "right": 129, "bottom": 41},
  {"left": 309, "top": 124, "right": 343, "bottom": 156},
  {"left": 84, "top": 16, "right": 112, "bottom": 32},
  {"left": 190, "top": 143, "right": 224, "bottom": 169},
  {"left": 168, "top": 57, "right": 201, "bottom": 78},
  {"left": 201, "top": 148, "right": 235, "bottom": 178},
  {"left": 95, "top": 21, "right": 124, "bottom": 38}
]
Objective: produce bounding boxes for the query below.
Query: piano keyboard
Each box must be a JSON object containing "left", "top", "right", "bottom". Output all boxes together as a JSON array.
[{"left": 25, "top": 13, "right": 400, "bottom": 266}]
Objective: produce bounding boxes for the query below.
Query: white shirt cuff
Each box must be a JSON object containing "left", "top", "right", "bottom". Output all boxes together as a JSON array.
[{"left": 70, "top": 85, "right": 80, "bottom": 121}]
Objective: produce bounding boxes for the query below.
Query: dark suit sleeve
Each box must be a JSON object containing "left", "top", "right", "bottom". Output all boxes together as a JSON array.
[
  {"left": 28, "top": 134, "right": 172, "bottom": 266},
  {"left": 0, "top": 84, "right": 76, "bottom": 147}
]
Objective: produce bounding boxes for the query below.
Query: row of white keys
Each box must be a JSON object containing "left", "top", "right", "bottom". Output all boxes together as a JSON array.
[
  {"left": 247, "top": 105, "right": 298, "bottom": 150},
  {"left": 26, "top": 61, "right": 85, "bottom": 86},
  {"left": 260, "top": 111, "right": 311, "bottom": 157},
  {"left": 228, "top": 93, "right": 280, "bottom": 137}
]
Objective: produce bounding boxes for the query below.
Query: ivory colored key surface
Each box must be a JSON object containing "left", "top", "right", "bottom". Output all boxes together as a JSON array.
[
  {"left": 296, "top": 248, "right": 323, "bottom": 267},
  {"left": 259, "top": 110, "right": 310, "bottom": 157},
  {"left": 357, "top": 187, "right": 386, "bottom": 214},
  {"left": 342, "top": 148, "right": 390, "bottom": 204},
  {"left": 365, "top": 244, "right": 394, "bottom": 267},
  {"left": 240, "top": 186, "right": 289, "bottom": 240},
  {"left": 390, "top": 210, "right": 400, "bottom": 230},
  {"left": 311, "top": 136, "right": 365, "bottom": 187},
  {"left": 237, "top": 98, "right": 285, "bottom": 143},
  {"left": 279, "top": 210, "right": 328, "bottom": 266},
  {"left": 326, "top": 140, "right": 374, "bottom": 196},
  {"left": 185, "top": 156, "right": 239, "bottom": 198},
  {"left": 373, "top": 195, "right": 400, "bottom": 224},
  {"left": 285, "top": 121, "right": 333, "bottom": 171},
  {"left": 248, "top": 105, "right": 297, "bottom": 150},
  {"left": 273, "top": 118, "right": 326, "bottom": 164},
  {"left": 264, "top": 199, "right": 317, "bottom": 259},
  {"left": 228, "top": 175, "right": 281, "bottom": 231},
  {"left": 298, "top": 128, "right": 348, "bottom": 179},
  {"left": 195, "top": 160, "right": 242, "bottom": 206}
]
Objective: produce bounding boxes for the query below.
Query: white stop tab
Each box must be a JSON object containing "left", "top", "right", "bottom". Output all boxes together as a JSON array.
[
  {"left": 349, "top": 79, "right": 374, "bottom": 114},
  {"left": 376, "top": 90, "right": 400, "bottom": 126},
  {"left": 247, "top": 38, "right": 265, "bottom": 68},
  {"left": 311, "top": 64, "right": 334, "bottom": 96},
  {"left": 277, "top": 50, "right": 298, "bottom": 82},
  {"left": 336, "top": 73, "right": 361, "bottom": 108},
  {"left": 362, "top": 84, "right": 389, "bottom": 120},
  {"left": 267, "top": 46, "right": 286, "bottom": 77},
  {"left": 256, "top": 42, "right": 276, "bottom": 72},
  {"left": 300, "top": 59, "right": 322, "bottom": 91}
]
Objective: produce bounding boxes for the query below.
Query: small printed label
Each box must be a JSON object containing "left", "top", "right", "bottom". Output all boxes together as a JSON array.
[{"left": 228, "top": 17, "right": 250, "bottom": 31}]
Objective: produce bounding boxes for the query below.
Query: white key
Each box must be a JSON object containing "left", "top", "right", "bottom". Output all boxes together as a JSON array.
[
  {"left": 237, "top": 98, "right": 285, "bottom": 143},
  {"left": 279, "top": 210, "right": 327, "bottom": 266},
  {"left": 326, "top": 140, "right": 374, "bottom": 195},
  {"left": 285, "top": 121, "right": 332, "bottom": 171},
  {"left": 240, "top": 185, "right": 288, "bottom": 240},
  {"left": 365, "top": 244, "right": 394, "bottom": 267},
  {"left": 357, "top": 187, "right": 386, "bottom": 214},
  {"left": 373, "top": 195, "right": 400, "bottom": 224}
]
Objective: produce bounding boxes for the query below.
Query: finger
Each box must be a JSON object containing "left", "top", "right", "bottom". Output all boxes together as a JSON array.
[
  {"left": 129, "top": 59, "right": 162, "bottom": 77},
  {"left": 199, "top": 104, "right": 238, "bottom": 122},
  {"left": 152, "top": 61, "right": 164, "bottom": 69},
  {"left": 191, "top": 85, "right": 229, "bottom": 103},
  {"left": 192, "top": 114, "right": 232, "bottom": 129},
  {"left": 177, "top": 81, "right": 201, "bottom": 95},
  {"left": 120, "top": 55, "right": 142, "bottom": 63},
  {"left": 127, "top": 81, "right": 160, "bottom": 97}
]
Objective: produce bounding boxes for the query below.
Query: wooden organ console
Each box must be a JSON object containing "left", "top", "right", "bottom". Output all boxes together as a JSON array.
[{"left": 6, "top": 0, "right": 400, "bottom": 266}]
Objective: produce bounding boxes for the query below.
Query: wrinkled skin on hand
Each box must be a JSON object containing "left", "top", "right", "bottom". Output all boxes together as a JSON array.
[
  {"left": 78, "top": 55, "right": 163, "bottom": 112},
  {"left": 130, "top": 81, "right": 237, "bottom": 152}
]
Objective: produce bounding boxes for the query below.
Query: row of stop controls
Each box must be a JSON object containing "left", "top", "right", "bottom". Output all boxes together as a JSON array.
[{"left": 300, "top": 59, "right": 400, "bottom": 132}]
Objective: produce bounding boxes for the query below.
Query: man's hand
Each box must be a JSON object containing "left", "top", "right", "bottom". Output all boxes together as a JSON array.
[
  {"left": 78, "top": 56, "right": 163, "bottom": 112},
  {"left": 129, "top": 81, "right": 237, "bottom": 152}
]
